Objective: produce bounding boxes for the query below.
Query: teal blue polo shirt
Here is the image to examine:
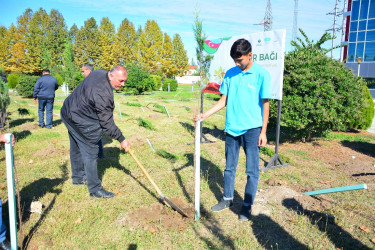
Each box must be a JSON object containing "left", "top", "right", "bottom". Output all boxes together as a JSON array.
[{"left": 219, "top": 62, "right": 272, "bottom": 137}]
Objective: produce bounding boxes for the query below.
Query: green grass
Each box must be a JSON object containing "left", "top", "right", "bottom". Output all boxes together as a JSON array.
[{"left": 0, "top": 90, "right": 373, "bottom": 249}]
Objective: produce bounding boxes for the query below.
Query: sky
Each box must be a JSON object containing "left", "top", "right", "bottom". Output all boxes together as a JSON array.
[{"left": 0, "top": 0, "right": 346, "bottom": 62}]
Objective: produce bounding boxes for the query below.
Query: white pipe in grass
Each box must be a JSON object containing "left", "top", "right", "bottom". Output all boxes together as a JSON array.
[
  {"left": 194, "top": 120, "right": 201, "bottom": 220},
  {"left": 5, "top": 133, "right": 17, "bottom": 250},
  {"left": 146, "top": 138, "right": 156, "bottom": 153},
  {"left": 163, "top": 105, "right": 170, "bottom": 118}
]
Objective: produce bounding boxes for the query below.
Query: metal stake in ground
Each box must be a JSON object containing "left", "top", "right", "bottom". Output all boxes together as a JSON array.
[{"left": 128, "top": 150, "right": 188, "bottom": 217}]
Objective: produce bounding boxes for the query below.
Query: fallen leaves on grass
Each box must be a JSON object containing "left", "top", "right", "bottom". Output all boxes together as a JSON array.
[
  {"left": 359, "top": 225, "right": 371, "bottom": 233},
  {"left": 29, "top": 159, "right": 33, "bottom": 164},
  {"left": 371, "top": 237, "right": 375, "bottom": 244},
  {"left": 320, "top": 181, "right": 331, "bottom": 184},
  {"left": 75, "top": 218, "right": 82, "bottom": 224}
]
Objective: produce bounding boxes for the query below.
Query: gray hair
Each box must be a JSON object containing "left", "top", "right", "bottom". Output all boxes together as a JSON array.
[
  {"left": 109, "top": 65, "right": 126, "bottom": 73},
  {"left": 82, "top": 63, "right": 94, "bottom": 72}
]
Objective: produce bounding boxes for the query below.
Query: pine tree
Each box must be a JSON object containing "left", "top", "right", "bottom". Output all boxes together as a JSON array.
[
  {"left": 172, "top": 34, "right": 189, "bottom": 76},
  {"left": 114, "top": 18, "right": 138, "bottom": 66},
  {"left": 139, "top": 20, "right": 163, "bottom": 73},
  {"left": 98, "top": 17, "right": 116, "bottom": 70},
  {"left": 68, "top": 24, "right": 78, "bottom": 44}
]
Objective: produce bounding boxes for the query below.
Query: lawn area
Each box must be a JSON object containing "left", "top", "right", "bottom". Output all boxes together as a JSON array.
[{"left": 0, "top": 84, "right": 374, "bottom": 249}]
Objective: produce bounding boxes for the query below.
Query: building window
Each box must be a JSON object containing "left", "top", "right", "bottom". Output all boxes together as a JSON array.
[
  {"left": 352, "top": 0, "right": 360, "bottom": 20},
  {"left": 348, "top": 43, "right": 356, "bottom": 62},
  {"left": 358, "top": 31, "right": 366, "bottom": 41},
  {"left": 368, "top": 19, "right": 375, "bottom": 29},
  {"left": 359, "top": 20, "right": 367, "bottom": 30},
  {"left": 357, "top": 42, "right": 365, "bottom": 58},
  {"left": 360, "top": 0, "right": 370, "bottom": 19},
  {"left": 367, "top": 30, "right": 375, "bottom": 40},
  {"left": 350, "top": 21, "right": 358, "bottom": 31},
  {"left": 350, "top": 32, "right": 357, "bottom": 42},
  {"left": 365, "top": 42, "right": 375, "bottom": 61}
]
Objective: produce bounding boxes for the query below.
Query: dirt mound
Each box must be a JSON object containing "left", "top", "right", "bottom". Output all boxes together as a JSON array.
[
  {"left": 253, "top": 185, "right": 331, "bottom": 216},
  {"left": 116, "top": 197, "right": 194, "bottom": 232},
  {"left": 18, "top": 123, "right": 39, "bottom": 131}
]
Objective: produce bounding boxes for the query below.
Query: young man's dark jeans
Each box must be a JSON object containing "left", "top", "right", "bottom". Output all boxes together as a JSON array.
[
  {"left": 223, "top": 127, "right": 261, "bottom": 206},
  {"left": 62, "top": 118, "right": 102, "bottom": 194},
  {"left": 38, "top": 99, "right": 54, "bottom": 128}
]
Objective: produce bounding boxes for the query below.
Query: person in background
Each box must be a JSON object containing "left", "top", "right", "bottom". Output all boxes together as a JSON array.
[
  {"left": 61, "top": 65, "right": 130, "bottom": 198},
  {"left": 81, "top": 63, "right": 94, "bottom": 78},
  {"left": 194, "top": 38, "right": 272, "bottom": 221},
  {"left": 0, "top": 133, "right": 15, "bottom": 250},
  {"left": 33, "top": 69, "right": 58, "bottom": 129},
  {"left": 80, "top": 63, "right": 104, "bottom": 158}
]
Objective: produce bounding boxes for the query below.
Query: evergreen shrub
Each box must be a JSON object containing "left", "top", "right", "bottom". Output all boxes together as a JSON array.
[
  {"left": 7, "top": 73, "right": 20, "bottom": 89},
  {"left": 16, "top": 75, "right": 39, "bottom": 98},
  {"left": 162, "top": 78, "right": 178, "bottom": 91},
  {"left": 270, "top": 30, "right": 368, "bottom": 141}
]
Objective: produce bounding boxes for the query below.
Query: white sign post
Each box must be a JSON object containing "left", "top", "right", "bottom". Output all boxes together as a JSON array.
[
  {"left": 194, "top": 120, "right": 201, "bottom": 220},
  {"left": 5, "top": 133, "right": 18, "bottom": 250}
]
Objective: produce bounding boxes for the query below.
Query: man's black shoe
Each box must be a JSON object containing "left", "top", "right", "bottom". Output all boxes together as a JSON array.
[
  {"left": 90, "top": 188, "right": 115, "bottom": 198},
  {"left": 239, "top": 205, "right": 252, "bottom": 221},
  {"left": 0, "top": 239, "right": 11, "bottom": 250},
  {"left": 211, "top": 198, "right": 233, "bottom": 212},
  {"left": 72, "top": 178, "right": 87, "bottom": 186},
  {"left": 38, "top": 125, "right": 45, "bottom": 128}
]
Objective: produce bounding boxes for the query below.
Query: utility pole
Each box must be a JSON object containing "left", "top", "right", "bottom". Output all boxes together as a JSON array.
[
  {"left": 264, "top": 0, "right": 273, "bottom": 31},
  {"left": 292, "top": 0, "right": 298, "bottom": 41},
  {"left": 327, "top": 0, "right": 342, "bottom": 59}
]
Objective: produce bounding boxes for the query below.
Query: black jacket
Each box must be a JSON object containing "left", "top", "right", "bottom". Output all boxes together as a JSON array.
[{"left": 61, "top": 69, "right": 125, "bottom": 145}]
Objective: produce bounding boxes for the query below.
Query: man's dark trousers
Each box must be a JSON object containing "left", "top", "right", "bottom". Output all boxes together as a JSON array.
[
  {"left": 38, "top": 99, "right": 54, "bottom": 128},
  {"left": 62, "top": 118, "right": 102, "bottom": 193}
]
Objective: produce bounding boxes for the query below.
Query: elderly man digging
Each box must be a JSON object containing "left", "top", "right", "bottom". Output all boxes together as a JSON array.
[{"left": 61, "top": 65, "right": 130, "bottom": 198}]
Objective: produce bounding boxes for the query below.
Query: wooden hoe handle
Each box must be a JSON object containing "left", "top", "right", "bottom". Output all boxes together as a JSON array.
[{"left": 128, "top": 149, "right": 163, "bottom": 197}]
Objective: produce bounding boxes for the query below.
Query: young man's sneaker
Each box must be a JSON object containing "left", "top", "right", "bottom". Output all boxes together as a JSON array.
[
  {"left": 211, "top": 198, "right": 233, "bottom": 212},
  {"left": 239, "top": 205, "right": 252, "bottom": 221}
]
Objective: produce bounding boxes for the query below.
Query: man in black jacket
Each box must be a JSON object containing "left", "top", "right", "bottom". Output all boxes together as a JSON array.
[
  {"left": 61, "top": 65, "right": 130, "bottom": 198},
  {"left": 33, "top": 69, "right": 58, "bottom": 129}
]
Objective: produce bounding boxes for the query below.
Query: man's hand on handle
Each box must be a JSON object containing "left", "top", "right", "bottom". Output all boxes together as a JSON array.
[{"left": 120, "top": 139, "right": 130, "bottom": 152}]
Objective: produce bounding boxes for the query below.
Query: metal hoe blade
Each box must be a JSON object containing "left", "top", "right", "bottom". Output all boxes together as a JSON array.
[{"left": 162, "top": 196, "right": 188, "bottom": 217}]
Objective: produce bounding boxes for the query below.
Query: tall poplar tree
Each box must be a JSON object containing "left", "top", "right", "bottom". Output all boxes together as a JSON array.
[
  {"left": 139, "top": 20, "right": 163, "bottom": 73},
  {"left": 0, "top": 26, "right": 11, "bottom": 71},
  {"left": 74, "top": 17, "right": 100, "bottom": 67},
  {"left": 114, "top": 18, "right": 138, "bottom": 66},
  {"left": 8, "top": 9, "right": 32, "bottom": 72},
  {"left": 172, "top": 34, "right": 189, "bottom": 76},
  {"left": 160, "top": 33, "right": 175, "bottom": 78},
  {"left": 98, "top": 17, "right": 116, "bottom": 70}
]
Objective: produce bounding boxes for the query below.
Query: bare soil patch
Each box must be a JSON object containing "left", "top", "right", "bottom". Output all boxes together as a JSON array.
[
  {"left": 34, "top": 144, "right": 68, "bottom": 157},
  {"left": 116, "top": 197, "right": 194, "bottom": 232}
]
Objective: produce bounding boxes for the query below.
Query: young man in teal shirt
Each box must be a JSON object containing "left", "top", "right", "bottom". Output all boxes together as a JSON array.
[{"left": 195, "top": 38, "right": 271, "bottom": 221}]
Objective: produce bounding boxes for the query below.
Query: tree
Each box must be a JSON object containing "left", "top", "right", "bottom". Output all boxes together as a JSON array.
[
  {"left": 114, "top": 18, "right": 138, "bottom": 66},
  {"left": 0, "top": 78, "right": 10, "bottom": 128},
  {"left": 0, "top": 26, "right": 11, "bottom": 71},
  {"left": 98, "top": 17, "right": 116, "bottom": 70},
  {"left": 160, "top": 33, "right": 175, "bottom": 78},
  {"left": 61, "top": 40, "right": 78, "bottom": 87},
  {"left": 172, "top": 34, "right": 189, "bottom": 76},
  {"left": 270, "top": 29, "right": 370, "bottom": 141},
  {"left": 44, "top": 9, "right": 68, "bottom": 68},
  {"left": 193, "top": 10, "right": 213, "bottom": 86},
  {"left": 7, "top": 9, "right": 32, "bottom": 72},
  {"left": 74, "top": 17, "right": 100, "bottom": 67},
  {"left": 139, "top": 20, "right": 163, "bottom": 73},
  {"left": 26, "top": 8, "right": 48, "bottom": 74},
  {"left": 68, "top": 24, "right": 78, "bottom": 43}
]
